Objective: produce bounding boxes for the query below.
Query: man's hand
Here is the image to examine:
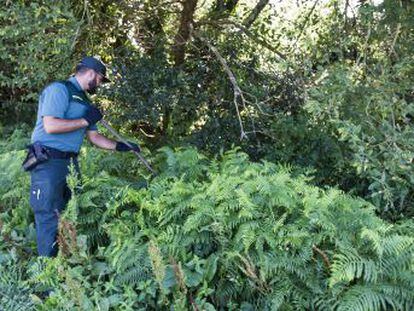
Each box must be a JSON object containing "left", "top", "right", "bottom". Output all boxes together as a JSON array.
[
  {"left": 86, "top": 132, "right": 140, "bottom": 152},
  {"left": 83, "top": 105, "right": 103, "bottom": 126},
  {"left": 115, "top": 141, "right": 141, "bottom": 152}
]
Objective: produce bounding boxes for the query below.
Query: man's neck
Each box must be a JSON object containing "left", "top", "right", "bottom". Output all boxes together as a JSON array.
[{"left": 73, "top": 75, "right": 87, "bottom": 91}]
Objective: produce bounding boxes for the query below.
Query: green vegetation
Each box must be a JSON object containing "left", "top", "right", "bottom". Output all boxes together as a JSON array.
[
  {"left": 1, "top": 137, "right": 413, "bottom": 310},
  {"left": 1, "top": 0, "right": 413, "bottom": 309}
]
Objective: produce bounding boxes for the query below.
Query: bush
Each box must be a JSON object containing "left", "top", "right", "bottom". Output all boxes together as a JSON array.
[
  {"left": 0, "top": 134, "right": 413, "bottom": 310},
  {"left": 0, "top": 1, "right": 79, "bottom": 125}
]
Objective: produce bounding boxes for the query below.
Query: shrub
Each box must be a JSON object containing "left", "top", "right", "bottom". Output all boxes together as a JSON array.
[{"left": 1, "top": 137, "right": 412, "bottom": 310}]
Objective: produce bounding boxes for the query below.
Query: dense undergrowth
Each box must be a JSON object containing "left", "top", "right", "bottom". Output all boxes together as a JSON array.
[
  {"left": 0, "top": 130, "right": 413, "bottom": 310},
  {"left": 2, "top": 0, "right": 413, "bottom": 218}
]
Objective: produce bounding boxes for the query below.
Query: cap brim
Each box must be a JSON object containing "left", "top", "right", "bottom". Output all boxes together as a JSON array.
[{"left": 102, "top": 76, "right": 111, "bottom": 83}]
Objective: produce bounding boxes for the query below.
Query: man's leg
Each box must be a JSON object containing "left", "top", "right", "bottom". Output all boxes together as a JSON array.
[
  {"left": 30, "top": 160, "right": 70, "bottom": 257},
  {"left": 30, "top": 176, "right": 61, "bottom": 257},
  {"left": 32, "top": 204, "right": 60, "bottom": 257}
]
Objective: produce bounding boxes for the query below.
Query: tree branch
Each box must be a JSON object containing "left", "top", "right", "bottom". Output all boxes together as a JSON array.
[
  {"left": 196, "top": 33, "right": 248, "bottom": 140},
  {"left": 389, "top": 22, "right": 401, "bottom": 58},
  {"left": 291, "top": 0, "right": 319, "bottom": 50},
  {"left": 242, "top": 0, "right": 270, "bottom": 29},
  {"left": 198, "top": 19, "right": 287, "bottom": 60}
]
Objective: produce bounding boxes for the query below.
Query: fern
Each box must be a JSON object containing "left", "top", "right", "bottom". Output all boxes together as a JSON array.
[
  {"left": 0, "top": 259, "right": 35, "bottom": 311},
  {"left": 1, "top": 144, "right": 414, "bottom": 309}
]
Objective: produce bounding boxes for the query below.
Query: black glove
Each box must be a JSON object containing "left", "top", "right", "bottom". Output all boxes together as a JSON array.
[
  {"left": 115, "top": 141, "right": 140, "bottom": 152},
  {"left": 83, "top": 105, "right": 103, "bottom": 125}
]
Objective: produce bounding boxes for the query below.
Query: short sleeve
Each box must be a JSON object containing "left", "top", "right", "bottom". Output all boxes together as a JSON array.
[
  {"left": 87, "top": 123, "right": 98, "bottom": 131},
  {"left": 40, "top": 83, "right": 69, "bottom": 118}
]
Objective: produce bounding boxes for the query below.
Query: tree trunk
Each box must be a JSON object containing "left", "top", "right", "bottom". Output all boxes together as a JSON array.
[{"left": 172, "top": 0, "right": 198, "bottom": 66}]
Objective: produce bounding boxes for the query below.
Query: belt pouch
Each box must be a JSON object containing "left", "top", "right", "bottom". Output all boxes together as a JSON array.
[{"left": 22, "top": 142, "right": 50, "bottom": 171}]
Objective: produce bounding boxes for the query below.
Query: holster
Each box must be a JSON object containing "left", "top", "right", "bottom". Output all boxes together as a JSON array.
[{"left": 22, "top": 142, "right": 50, "bottom": 172}]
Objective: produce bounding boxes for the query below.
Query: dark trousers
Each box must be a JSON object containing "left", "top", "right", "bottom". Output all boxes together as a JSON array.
[{"left": 29, "top": 158, "right": 79, "bottom": 257}]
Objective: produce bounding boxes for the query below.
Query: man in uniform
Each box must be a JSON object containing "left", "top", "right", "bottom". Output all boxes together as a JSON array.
[{"left": 28, "top": 56, "right": 139, "bottom": 257}]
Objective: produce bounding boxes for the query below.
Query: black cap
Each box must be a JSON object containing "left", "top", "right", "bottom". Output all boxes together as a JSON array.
[{"left": 79, "top": 56, "right": 110, "bottom": 83}]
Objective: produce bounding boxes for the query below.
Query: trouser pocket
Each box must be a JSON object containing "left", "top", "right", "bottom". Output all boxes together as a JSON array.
[{"left": 30, "top": 181, "right": 51, "bottom": 213}]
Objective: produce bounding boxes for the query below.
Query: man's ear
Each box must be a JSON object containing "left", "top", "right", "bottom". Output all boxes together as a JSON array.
[{"left": 86, "top": 69, "right": 95, "bottom": 80}]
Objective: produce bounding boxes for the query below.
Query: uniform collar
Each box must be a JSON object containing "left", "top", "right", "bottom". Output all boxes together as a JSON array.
[{"left": 68, "top": 76, "right": 84, "bottom": 91}]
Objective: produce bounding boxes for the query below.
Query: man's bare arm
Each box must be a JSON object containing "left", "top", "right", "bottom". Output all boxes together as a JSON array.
[
  {"left": 43, "top": 116, "right": 88, "bottom": 134},
  {"left": 86, "top": 130, "right": 117, "bottom": 150}
]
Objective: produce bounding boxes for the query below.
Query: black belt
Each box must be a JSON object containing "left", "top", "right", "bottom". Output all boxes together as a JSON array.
[{"left": 44, "top": 146, "right": 78, "bottom": 159}]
